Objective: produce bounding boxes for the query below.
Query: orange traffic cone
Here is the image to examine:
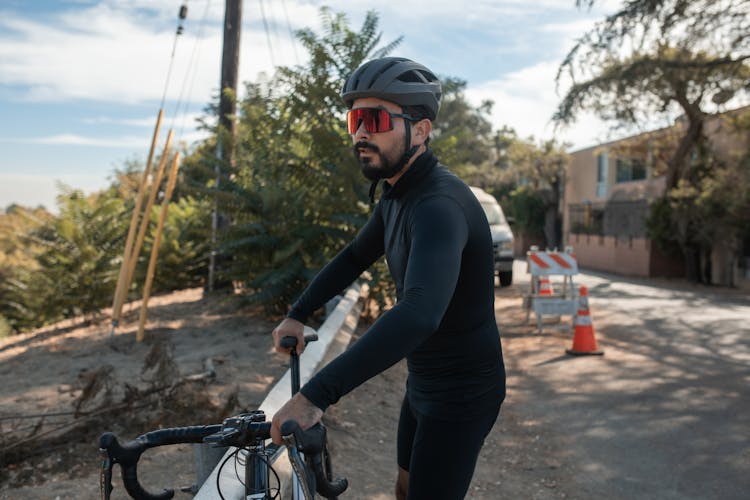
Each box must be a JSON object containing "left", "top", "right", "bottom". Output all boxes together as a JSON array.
[
  {"left": 538, "top": 276, "right": 554, "bottom": 296},
  {"left": 566, "top": 286, "right": 603, "bottom": 356}
]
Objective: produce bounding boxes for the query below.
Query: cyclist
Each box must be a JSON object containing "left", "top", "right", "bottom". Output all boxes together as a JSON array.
[{"left": 271, "top": 57, "right": 506, "bottom": 500}]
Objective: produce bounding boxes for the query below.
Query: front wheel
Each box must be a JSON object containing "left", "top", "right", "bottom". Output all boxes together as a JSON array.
[{"left": 498, "top": 270, "right": 513, "bottom": 287}]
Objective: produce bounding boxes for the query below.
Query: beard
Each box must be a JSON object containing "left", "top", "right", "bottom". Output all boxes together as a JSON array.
[{"left": 353, "top": 140, "right": 406, "bottom": 181}]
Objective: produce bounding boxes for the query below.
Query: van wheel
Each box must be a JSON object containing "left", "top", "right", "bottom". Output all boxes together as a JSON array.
[{"left": 498, "top": 270, "right": 513, "bottom": 287}]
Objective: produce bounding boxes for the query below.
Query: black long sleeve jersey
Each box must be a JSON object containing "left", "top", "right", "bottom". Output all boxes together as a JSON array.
[{"left": 288, "top": 150, "right": 506, "bottom": 420}]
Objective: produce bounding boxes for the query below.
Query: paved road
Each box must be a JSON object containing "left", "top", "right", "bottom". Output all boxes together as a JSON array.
[{"left": 506, "top": 259, "right": 750, "bottom": 499}]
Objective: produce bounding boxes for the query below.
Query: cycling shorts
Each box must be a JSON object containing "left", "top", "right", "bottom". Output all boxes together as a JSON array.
[{"left": 397, "top": 395, "right": 501, "bottom": 499}]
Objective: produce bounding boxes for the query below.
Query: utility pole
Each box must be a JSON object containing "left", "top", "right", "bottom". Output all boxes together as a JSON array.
[
  {"left": 208, "top": 0, "right": 242, "bottom": 292},
  {"left": 219, "top": 0, "right": 241, "bottom": 156}
]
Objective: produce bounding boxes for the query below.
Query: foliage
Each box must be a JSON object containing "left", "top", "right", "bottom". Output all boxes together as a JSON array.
[
  {"left": 503, "top": 186, "right": 547, "bottom": 238},
  {"left": 558, "top": 0, "right": 750, "bottom": 189},
  {"left": 0, "top": 206, "right": 50, "bottom": 334},
  {"left": 485, "top": 129, "right": 570, "bottom": 245},
  {"left": 1, "top": 7, "right": 577, "bottom": 329},
  {"left": 179, "top": 8, "right": 402, "bottom": 314},
  {"left": 360, "top": 259, "right": 395, "bottom": 322},
  {"left": 139, "top": 196, "right": 212, "bottom": 292},
  {"left": 560, "top": 0, "right": 750, "bottom": 282},
  {"left": 1, "top": 189, "right": 128, "bottom": 330},
  {"left": 0, "top": 314, "right": 11, "bottom": 338},
  {"left": 645, "top": 195, "right": 683, "bottom": 257},
  {"left": 648, "top": 133, "right": 750, "bottom": 281},
  {"left": 0, "top": 170, "right": 210, "bottom": 333},
  {"left": 431, "top": 77, "right": 495, "bottom": 176}
]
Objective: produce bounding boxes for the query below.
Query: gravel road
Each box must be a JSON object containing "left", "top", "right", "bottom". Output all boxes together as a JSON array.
[{"left": 327, "top": 259, "right": 750, "bottom": 499}]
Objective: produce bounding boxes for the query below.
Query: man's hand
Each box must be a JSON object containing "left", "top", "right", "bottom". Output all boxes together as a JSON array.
[
  {"left": 272, "top": 317, "right": 306, "bottom": 354},
  {"left": 271, "top": 392, "right": 324, "bottom": 445}
]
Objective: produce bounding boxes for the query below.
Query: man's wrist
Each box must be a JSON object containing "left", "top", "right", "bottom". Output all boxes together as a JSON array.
[{"left": 299, "top": 385, "right": 328, "bottom": 413}]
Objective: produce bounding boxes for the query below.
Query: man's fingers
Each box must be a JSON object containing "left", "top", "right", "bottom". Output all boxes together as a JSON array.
[
  {"left": 271, "top": 321, "right": 306, "bottom": 355},
  {"left": 274, "top": 344, "right": 292, "bottom": 355},
  {"left": 270, "top": 421, "right": 283, "bottom": 445}
]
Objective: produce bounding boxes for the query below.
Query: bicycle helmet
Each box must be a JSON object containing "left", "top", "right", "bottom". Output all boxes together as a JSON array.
[{"left": 341, "top": 57, "right": 442, "bottom": 120}]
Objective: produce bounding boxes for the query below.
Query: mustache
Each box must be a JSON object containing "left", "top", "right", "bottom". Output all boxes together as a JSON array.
[{"left": 353, "top": 141, "right": 380, "bottom": 154}]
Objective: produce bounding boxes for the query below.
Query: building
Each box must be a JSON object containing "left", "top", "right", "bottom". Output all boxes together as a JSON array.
[{"left": 562, "top": 106, "right": 750, "bottom": 288}]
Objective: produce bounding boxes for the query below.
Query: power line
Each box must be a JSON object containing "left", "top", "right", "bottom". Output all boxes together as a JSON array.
[
  {"left": 160, "top": 2, "right": 189, "bottom": 110},
  {"left": 174, "top": 0, "right": 213, "bottom": 140},
  {"left": 257, "top": 0, "right": 276, "bottom": 67},
  {"left": 266, "top": 0, "right": 283, "bottom": 56},
  {"left": 280, "top": 0, "right": 300, "bottom": 64}
]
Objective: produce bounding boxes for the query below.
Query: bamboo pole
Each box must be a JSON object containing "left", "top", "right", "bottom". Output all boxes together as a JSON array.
[
  {"left": 110, "top": 109, "right": 163, "bottom": 336},
  {"left": 136, "top": 152, "right": 181, "bottom": 342},
  {"left": 120, "top": 130, "right": 174, "bottom": 309}
]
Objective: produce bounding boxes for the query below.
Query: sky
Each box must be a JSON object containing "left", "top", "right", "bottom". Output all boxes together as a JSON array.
[{"left": 0, "top": 0, "right": 624, "bottom": 211}]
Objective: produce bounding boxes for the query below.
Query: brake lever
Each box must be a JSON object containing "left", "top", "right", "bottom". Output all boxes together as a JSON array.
[
  {"left": 100, "top": 450, "right": 113, "bottom": 500},
  {"left": 281, "top": 420, "right": 347, "bottom": 499},
  {"left": 282, "top": 431, "right": 316, "bottom": 500}
]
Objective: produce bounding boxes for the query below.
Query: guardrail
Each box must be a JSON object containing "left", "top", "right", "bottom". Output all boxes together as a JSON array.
[{"left": 194, "top": 282, "right": 364, "bottom": 499}]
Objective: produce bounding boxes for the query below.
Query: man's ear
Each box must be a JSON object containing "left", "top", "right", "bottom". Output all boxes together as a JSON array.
[{"left": 412, "top": 118, "right": 432, "bottom": 145}]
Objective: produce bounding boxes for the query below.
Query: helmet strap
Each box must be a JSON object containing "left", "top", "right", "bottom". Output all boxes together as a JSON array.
[
  {"left": 368, "top": 122, "right": 421, "bottom": 204},
  {"left": 389, "top": 123, "right": 420, "bottom": 182}
]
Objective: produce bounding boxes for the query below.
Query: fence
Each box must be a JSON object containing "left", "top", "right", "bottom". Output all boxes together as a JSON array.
[{"left": 569, "top": 199, "right": 650, "bottom": 238}]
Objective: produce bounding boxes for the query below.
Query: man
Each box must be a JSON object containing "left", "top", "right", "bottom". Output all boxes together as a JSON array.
[{"left": 271, "top": 57, "right": 506, "bottom": 499}]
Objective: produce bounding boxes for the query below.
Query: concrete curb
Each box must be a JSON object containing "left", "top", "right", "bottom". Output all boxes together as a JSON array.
[{"left": 194, "top": 282, "right": 363, "bottom": 499}]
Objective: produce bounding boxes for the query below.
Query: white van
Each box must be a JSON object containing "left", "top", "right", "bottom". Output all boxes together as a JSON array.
[{"left": 471, "top": 187, "right": 515, "bottom": 286}]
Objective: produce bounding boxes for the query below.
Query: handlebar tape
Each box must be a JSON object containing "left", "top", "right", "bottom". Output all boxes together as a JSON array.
[
  {"left": 100, "top": 425, "right": 221, "bottom": 500},
  {"left": 280, "top": 333, "right": 319, "bottom": 349}
]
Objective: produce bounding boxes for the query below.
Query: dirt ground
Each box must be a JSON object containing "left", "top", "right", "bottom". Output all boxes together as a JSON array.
[
  {"left": 0, "top": 284, "right": 592, "bottom": 499},
  {"left": 324, "top": 284, "right": 580, "bottom": 500},
  {"left": 0, "top": 289, "right": 293, "bottom": 499},
  {"left": 5, "top": 274, "right": 736, "bottom": 500}
]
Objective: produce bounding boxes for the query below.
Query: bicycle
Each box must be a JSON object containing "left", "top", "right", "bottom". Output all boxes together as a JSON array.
[{"left": 99, "top": 334, "right": 348, "bottom": 500}]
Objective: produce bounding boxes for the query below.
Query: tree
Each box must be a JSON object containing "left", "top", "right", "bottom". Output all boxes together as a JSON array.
[
  {"left": 140, "top": 196, "right": 212, "bottom": 292},
  {"left": 557, "top": 0, "right": 750, "bottom": 282},
  {"left": 179, "top": 8, "right": 404, "bottom": 313},
  {"left": 0, "top": 189, "right": 128, "bottom": 330},
  {"left": 0, "top": 205, "right": 49, "bottom": 334},
  {"left": 0, "top": 171, "right": 211, "bottom": 333},
  {"left": 647, "top": 113, "right": 750, "bottom": 285},
  {"left": 496, "top": 131, "right": 570, "bottom": 249},
  {"left": 558, "top": 0, "right": 749, "bottom": 189},
  {"left": 431, "top": 77, "right": 495, "bottom": 176}
]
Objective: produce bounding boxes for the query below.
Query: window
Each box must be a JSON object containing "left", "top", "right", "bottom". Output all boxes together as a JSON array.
[
  {"left": 615, "top": 158, "right": 647, "bottom": 182},
  {"left": 596, "top": 152, "right": 608, "bottom": 198}
]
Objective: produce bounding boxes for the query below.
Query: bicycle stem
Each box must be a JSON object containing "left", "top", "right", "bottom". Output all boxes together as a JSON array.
[{"left": 290, "top": 348, "right": 300, "bottom": 395}]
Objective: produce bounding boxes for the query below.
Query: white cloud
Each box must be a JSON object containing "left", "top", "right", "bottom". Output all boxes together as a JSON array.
[
  {"left": 0, "top": 0, "right": 629, "bottom": 212},
  {"left": 80, "top": 111, "right": 205, "bottom": 129},
  {"left": 0, "top": 0, "right": 615, "bottom": 107},
  {"left": 1, "top": 133, "right": 150, "bottom": 148},
  {"left": 81, "top": 116, "right": 157, "bottom": 127},
  {"left": 465, "top": 60, "right": 616, "bottom": 150},
  {"left": 0, "top": 174, "right": 59, "bottom": 211},
  {"left": 9, "top": 1, "right": 322, "bottom": 111},
  {"left": 0, "top": 172, "right": 107, "bottom": 212}
]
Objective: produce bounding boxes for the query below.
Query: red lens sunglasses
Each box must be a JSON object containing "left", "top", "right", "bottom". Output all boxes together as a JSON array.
[{"left": 347, "top": 107, "right": 415, "bottom": 134}]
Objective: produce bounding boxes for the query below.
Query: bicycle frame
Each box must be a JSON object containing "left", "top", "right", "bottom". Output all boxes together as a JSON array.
[{"left": 99, "top": 334, "right": 346, "bottom": 500}]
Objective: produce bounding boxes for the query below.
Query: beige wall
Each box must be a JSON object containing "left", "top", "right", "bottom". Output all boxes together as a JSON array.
[
  {"left": 562, "top": 106, "right": 750, "bottom": 281},
  {"left": 567, "top": 234, "right": 685, "bottom": 278},
  {"left": 568, "top": 234, "right": 651, "bottom": 277}
]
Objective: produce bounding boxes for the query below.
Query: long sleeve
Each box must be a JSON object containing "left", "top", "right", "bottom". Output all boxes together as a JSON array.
[{"left": 300, "top": 196, "right": 468, "bottom": 410}]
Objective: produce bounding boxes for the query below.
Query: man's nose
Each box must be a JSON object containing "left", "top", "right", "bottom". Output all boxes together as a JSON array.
[{"left": 352, "top": 121, "right": 370, "bottom": 141}]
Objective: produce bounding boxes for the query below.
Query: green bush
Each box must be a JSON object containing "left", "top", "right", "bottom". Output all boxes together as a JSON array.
[
  {"left": 505, "top": 186, "right": 546, "bottom": 238},
  {"left": 0, "top": 314, "right": 12, "bottom": 338}
]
